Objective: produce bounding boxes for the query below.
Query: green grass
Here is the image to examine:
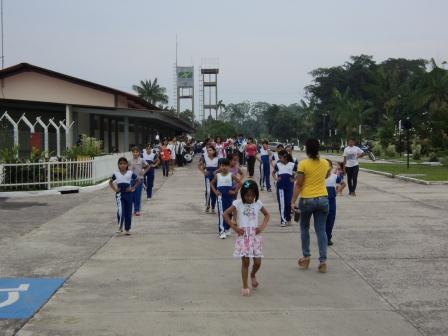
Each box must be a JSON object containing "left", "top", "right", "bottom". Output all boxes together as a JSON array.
[{"left": 360, "top": 163, "right": 448, "bottom": 181}]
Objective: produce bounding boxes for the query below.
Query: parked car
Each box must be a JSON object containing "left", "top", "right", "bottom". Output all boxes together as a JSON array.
[{"left": 268, "top": 142, "right": 283, "bottom": 151}]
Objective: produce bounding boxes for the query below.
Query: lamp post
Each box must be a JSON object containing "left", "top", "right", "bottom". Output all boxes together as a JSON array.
[
  {"left": 398, "top": 120, "right": 403, "bottom": 157},
  {"left": 402, "top": 118, "right": 412, "bottom": 169},
  {"left": 322, "top": 112, "right": 328, "bottom": 145}
]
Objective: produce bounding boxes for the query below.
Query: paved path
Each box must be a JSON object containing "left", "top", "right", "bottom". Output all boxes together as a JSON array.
[{"left": 1, "top": 157, "right": 447, "bottom": 335}]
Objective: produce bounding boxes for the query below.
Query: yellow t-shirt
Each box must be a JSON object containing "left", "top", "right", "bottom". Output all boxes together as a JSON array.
[{"left": 297, "top": 158, "right": 330, "bottom": 198}]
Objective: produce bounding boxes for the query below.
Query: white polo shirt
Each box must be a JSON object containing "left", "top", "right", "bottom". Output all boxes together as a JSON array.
[{"left": 343, "top": 146, "right": 364, "bottom": 168}]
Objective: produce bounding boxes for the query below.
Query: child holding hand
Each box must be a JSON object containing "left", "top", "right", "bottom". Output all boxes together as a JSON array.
[{"left": 224, "top": 180, "right": 270, "bottom": 297}]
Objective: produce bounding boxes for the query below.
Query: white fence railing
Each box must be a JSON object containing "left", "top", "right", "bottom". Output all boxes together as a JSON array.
[{"left": 0, "top": 152, "right": 131, "bottom": 191}]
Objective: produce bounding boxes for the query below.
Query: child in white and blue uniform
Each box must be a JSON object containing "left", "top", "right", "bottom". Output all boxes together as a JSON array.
[
  {"left": 258, "top": 140, "right": 271, "bottom": 192},
  {"left": 325, "top": 159, "right": 341, "bottom": 246},
  {"left": 210, "top": 158, "right": 241, "bottom": 239},
  {"left": 109, "top": 157, "right": 140, "bottom": 235},
  {"left": 271, "top": 144, "right": 284, "bottom": 170},
  {"left": 272, "top": 150, "right": 297, "bottom": 226},
  {"left": 198, "top": 145, "right": 219, "bottom": 213},
  {"left": 142, "top": 144, "right": 160, "bottom": 200}
]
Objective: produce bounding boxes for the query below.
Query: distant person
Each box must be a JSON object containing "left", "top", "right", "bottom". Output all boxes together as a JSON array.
[
  {"left": 167, "top": 138, "right": 176, "bottom": 174},
  {"left": 109, "top": 157, "right": 140, "bottom": 235},
  {"left": 285, "top": 144, "right": 298, "bottom": 165},
  {"left": 142, "top": 143, "right": 160, "bottom": 200},
  {"left": 343, "top": 138, "right": 365, "bottom": 196},
  {"left": 245, "top": 137, "right": 257, "bottom": 178},
  {"left": 257, "top": 140, "right": 272, "bottom": 192},
  {"left": 160, "top": 140, "right": 171, "bottom": 177},
  {"left": 291, "top": 138, "right": 330, "bottom": 273},
  {"left": 271, "top": 144, "right": 285, "bottom": 169},
  {"left": 198, "top": 145, "right": 219, "bottom": 213},
  {"left": 175, "top": 137, "right": 185, "bottom": 167},
  {"left": 129, "top": 146, "right": 150, "bottom": 216},
  {"left": 336, "top": 162, "right": 347, "bottom": 195},
  {"left": 325, "top": 159, "right": 341, "bottom": 246},
  {"left": 224, "top": 180, "right": 270, "bottom": 297},
  {"left": 215, "top": 136, "right": 226, "bottom": 161},
  {"left": 272, "top": 150, "right": 296, "bottom": 227},
  {"left": 210, "top": 158, "right": 241, "bottom": 239},
  {"left": 228, "top": 152, "right": 245, "bottom": 186},
  {"left": 236, "top": 134, "right": 246, "bottom": 166}
]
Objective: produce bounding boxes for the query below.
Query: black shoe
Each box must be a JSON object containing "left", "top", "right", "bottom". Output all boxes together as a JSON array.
[
  {"left": 328, "top": 240, "right": 334, "bottom": 246},
  {"left": 267, "top": 188, "right": 272, "bottom": 192}
]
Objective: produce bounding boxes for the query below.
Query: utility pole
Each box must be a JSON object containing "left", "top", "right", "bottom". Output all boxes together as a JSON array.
[{"left": 1, "top": 0, "right": 4, "bottom": 69}]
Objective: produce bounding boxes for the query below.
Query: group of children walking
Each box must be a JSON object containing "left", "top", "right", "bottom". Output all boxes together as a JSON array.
[
  {"left": 109, "top": 136, "right": 348, "bottom": 296},
  {"left": 108, "top": 144, "right": 160, "bottom": 235}
]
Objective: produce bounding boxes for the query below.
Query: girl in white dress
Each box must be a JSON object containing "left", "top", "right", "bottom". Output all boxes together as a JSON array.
[{"left": 224, "top": 180, "right": 270, "bottom": 296}]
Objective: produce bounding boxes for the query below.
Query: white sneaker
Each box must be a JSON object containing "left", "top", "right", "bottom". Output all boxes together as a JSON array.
[
  {"left": 280, "top": 221, "right": 287, "bottom": 227},
  {"left": 147, "top": 198, "right": 151, "bottom": 201},
  {"left": 225, "top": 230, "right": 231, "bottom": 236},
  {"left": 219, "top": 232, "right": 227, "bottom": 239}
]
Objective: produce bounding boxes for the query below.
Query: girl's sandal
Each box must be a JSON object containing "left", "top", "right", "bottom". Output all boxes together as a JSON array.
[
  {"left": 241, "top": 288, "right": 251, "bottom": 296},
  {"left": 298, "top": 257, "right": 310, "bottom": 269},
  {"left": 251, "top": 276, "right": 259, "bottom": 289}
]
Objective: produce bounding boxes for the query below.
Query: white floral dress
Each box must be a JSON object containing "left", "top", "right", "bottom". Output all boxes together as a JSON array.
[{"left": 233, "top": 199, "right": 264, "bottom": 258}]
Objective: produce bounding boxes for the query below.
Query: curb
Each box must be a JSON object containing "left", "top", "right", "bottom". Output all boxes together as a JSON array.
[
  {"left": 360, "top": 168, "right": 448, "bottom": 185},
  {"left": 0, "top": 180, "right": 109, "bottom": 198}
]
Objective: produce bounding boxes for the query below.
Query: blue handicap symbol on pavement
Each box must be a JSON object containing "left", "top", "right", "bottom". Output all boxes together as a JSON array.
[{"left": 0, "top": 278, "right": 65, "bottom": 319}]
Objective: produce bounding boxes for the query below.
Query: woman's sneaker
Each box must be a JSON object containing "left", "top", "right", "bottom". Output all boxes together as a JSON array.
[
  {"left": 219, "top": 231, "right": 227, "bottom": 239},
  {"left": 280, "top": 221, "right": 287, "bottom": 227}
]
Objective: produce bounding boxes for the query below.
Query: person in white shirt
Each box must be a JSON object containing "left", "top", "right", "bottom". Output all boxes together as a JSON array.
[
  {"left": 343, "top": 138, "right": 365, "bottom": 196},
  {"left": 167, "top": 138, "right": 176, "bottom": 174}
]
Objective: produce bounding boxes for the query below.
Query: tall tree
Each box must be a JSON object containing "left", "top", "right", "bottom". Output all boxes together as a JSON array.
[{"left": 132, "top": 79, "right": 169, "bottom": 106}]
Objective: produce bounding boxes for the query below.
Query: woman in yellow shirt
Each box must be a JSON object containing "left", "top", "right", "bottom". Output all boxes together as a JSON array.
[{"left": 291, "top": 138, "right": 330, "bottom": 273}]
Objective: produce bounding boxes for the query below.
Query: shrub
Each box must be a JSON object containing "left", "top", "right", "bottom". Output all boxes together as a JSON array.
[
  {"left": 0, "top": 146, "right": 19, "bottom": 163},
  {"left": 372, "top": 143, "right": 383, "bottom": 157},
  {"left": 385, "top": 144, "right": 397, "bottom": 158},
  {"left": 413, "top": 144, "right": 422, "bottom": 161},
  {"left": 428, "top": 152, "right": 439, "bottom": 162},
  {"left": 64, "top": 135, "right": 102, "bottom": 159}
]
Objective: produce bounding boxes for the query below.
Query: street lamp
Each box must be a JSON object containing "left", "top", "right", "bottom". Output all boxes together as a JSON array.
[
  {"left": 402, "top": 118, "right": 412, "bottom": 169},
  {"left": 322, "top": 112, "right": 328, "bottom": 144}
]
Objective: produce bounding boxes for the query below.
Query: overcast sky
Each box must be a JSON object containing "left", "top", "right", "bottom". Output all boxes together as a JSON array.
[{"left": 4, "top": 0, "right": 448, "bottom": 114}]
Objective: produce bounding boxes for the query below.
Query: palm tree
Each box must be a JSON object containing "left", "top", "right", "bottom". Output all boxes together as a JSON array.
[
  {"left": 414, "top": 59, "right": 448, "bottom": 113},
  {"left": 217, "top": 100, "right": 226, "bottom": 119},
  {"left": 333, "top": 88, "right": 368, "bottom": 137},
  {"left": 132, "top": 79, "right": 169, "bottom": 106}
]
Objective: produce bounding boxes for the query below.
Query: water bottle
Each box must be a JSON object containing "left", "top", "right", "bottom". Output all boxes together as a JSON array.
[{"left": 293, "top": 207, "right": 301, "bottom": 222}]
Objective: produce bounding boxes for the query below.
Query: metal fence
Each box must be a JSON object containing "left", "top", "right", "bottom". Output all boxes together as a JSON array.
[{"left": 0, "top": 152, "right": 131, "bottom": 191}]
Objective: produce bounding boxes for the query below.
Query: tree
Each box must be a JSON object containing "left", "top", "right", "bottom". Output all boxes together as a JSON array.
[
  {"left": 412, "top": 59, "right": 448, "bottom": 149},
  {"left": 217, "top": 100, "right": 226, "bottom": 119},
  {"left": 195, "top": 119, "right": 237, "bottom": 140},
  {"left": 179, "top": 109, "right": 196, "bottom": 126},
  {"left": 132, "top": 78, "right": 169, "bottom": 106}
]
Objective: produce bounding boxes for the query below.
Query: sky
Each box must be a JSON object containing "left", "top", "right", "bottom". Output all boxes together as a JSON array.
[{"left": 4, "top": 0, "right": 448, "bottom": 117}]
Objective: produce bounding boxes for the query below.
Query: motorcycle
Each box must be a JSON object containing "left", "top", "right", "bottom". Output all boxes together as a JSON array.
[{"left": 359, "top": 141, "right": 376, "bottom": 161}]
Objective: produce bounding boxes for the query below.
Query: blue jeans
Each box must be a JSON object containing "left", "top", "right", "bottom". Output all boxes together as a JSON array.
[
  {"left": 326, "top": 197, "right": 336, "bottom": 241},
  {"left": 298, "top": 197, "right": 329, "bottom": 262}
]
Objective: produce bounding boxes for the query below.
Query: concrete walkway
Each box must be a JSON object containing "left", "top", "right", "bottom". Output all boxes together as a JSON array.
[{"left": 4, "top": 157, "right": 448, "bottom": 335}]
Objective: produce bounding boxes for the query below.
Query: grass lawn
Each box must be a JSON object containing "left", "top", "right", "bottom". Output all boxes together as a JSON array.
[{"left": 360, "top": 163, "right": 448, "bottom": 181}]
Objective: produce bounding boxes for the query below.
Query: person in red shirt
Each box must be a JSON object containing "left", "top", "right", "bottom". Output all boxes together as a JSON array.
[
  {"left": 160, "top": 139, "right": 171, "bottom": 177},
  {"left": 245, "top": 137, "right": 257, "bottom": 178}
]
